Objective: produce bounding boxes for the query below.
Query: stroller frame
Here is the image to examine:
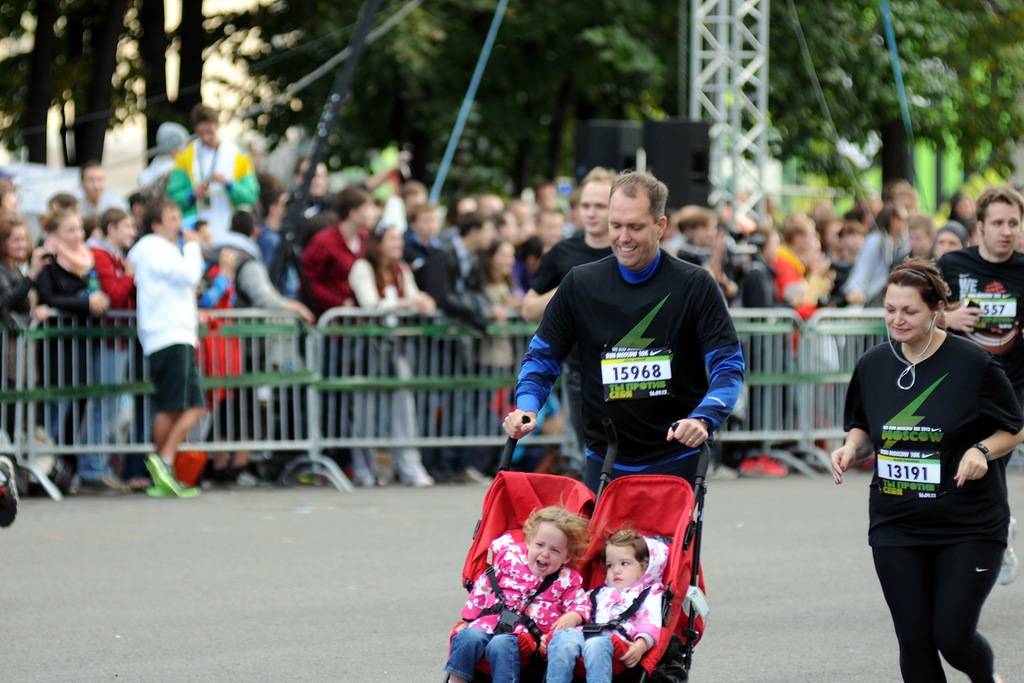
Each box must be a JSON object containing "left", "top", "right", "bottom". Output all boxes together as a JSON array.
[{"left": 450, "top": 419, "right": 710, "bottom": 682}]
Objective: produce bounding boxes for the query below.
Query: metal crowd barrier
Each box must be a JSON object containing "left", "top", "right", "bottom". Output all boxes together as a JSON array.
[
  {"left": 798, "top": 308, "right": 887, "bottom": 446},
  {"left": 719, "top": 307, "right": 887, "bottom": 477},
  {"left": 3, "top": 306, "right": 893, "bottom": 499},
  {"left": 21, "top": 311, "right": 144, "bottom": 499},
  {"left": 276, "top": 307, "right": 567, "bottom": 490},
  {"left": 719, "top": 308, "right": 819, "bottom": 476},
  {"left": 0, "top": 323, "right": 27, "bottom": 460},
  {"left": 16, "top": 309, "right": 316, "bottom": 500},
  {"left": 298, "top": 308, "right": 561, "bottom": 478}
]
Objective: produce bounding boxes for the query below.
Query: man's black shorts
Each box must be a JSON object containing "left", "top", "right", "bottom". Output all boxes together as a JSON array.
[{"left": 149, "top": 344, "right": 205, "bottom": 413}]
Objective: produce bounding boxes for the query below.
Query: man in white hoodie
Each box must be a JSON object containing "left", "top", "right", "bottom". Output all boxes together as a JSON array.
[{"left": 127, "top": 199, "right": 206, "bottom": 497}]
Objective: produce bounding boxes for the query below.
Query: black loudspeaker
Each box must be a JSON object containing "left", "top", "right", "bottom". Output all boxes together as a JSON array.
[
  {"left": 574, "top": 120, "right": 642, "bottom": 181},
  {"left": 643, "top": 119, "right": 711, "bottom": 208}
]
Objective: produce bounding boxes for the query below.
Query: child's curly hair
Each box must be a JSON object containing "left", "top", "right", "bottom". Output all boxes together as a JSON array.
[
  {"left": 600, "top": 528, "right": 649, "bottom": 570},
  {"left": 522, "top": 506, "right": 590, "bottom": 565}
]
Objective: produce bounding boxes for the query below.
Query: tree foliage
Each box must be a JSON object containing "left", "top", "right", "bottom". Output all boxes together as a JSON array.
[
  {"left": 0, "top": 0, "right": 230, "bottom": 165},
  {"left": 769, "top": 0, "right": 1024, "bottom": 185},
  {"left": 225, "top": 0, "right": 680, "bottom": 195},
  {"left": 0, "top": 0, "right": 1021, "bottom": 196}
]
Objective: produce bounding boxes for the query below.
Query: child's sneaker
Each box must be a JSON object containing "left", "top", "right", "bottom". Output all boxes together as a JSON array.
[
  {"left": 0, "top": 456, "right": 19, "bottom": 528},
  {"left": 997, "top": 517, "right": 1018, "bottom": 586}
]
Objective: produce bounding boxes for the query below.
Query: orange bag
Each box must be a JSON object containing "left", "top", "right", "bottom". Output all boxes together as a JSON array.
[{"left": 174, "top": 451, "right": 209, "bottom": 487}]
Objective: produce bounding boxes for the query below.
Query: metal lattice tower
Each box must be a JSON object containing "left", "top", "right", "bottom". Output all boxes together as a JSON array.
[{"left": 689, "top": 0, "right": 769, "bottom": 223}]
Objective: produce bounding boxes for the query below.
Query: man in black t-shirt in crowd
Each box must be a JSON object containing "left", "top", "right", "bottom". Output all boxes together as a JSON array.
[
  {"left": 504, "top": 171, "right": 745, "bottom": 491},
  {"left": 522, "top": 168, "right": 616, "bottom": 320},
  {"left": 520, "top": 167, "right": 616, "bottom": 474},
  {"left": 938, "top": 184, "right": 1024, "bottom": 586}
]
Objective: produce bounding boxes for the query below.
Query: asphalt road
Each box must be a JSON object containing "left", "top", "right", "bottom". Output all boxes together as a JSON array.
[{"left": 3, "top": 468, "right": 1023, "bottom": 682}]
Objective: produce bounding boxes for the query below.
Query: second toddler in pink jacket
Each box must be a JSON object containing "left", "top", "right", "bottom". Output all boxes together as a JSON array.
[{"left": 545, "top": 529, "right": 666, "bottom": 683}]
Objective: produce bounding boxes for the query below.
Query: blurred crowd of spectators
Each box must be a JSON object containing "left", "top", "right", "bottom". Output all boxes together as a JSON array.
[{"left": 0, "top": 102, "right": 1001, "bottom": 491}]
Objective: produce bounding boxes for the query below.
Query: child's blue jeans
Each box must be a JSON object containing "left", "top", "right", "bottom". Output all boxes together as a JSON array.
[
  {"left": 444, "top": 627, "right": 521, "bottom": 683},
  {"left": 546, "top": 628, "right": 614, "bottom": 683}
]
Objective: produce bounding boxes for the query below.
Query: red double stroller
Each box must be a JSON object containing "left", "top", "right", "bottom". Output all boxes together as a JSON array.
[{"left": 448, "top": 421, "right": 709, "bottom": 682}]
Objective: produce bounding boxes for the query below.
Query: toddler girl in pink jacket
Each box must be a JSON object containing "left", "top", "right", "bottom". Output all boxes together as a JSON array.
[
  {"left": 444, "top": 506, "right": 591, "bottom": 683},
  {"left": 546, "top": 529, "right": 666, "bottom": 683}
]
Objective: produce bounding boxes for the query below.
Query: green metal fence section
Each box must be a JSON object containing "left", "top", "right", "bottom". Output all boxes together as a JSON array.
[{"left": 1, "top": 306, "right": 889, "bottom": 498}]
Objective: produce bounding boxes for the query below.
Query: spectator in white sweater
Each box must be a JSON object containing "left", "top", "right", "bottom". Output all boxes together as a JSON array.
[{"left": 127, "top": 198, "right": 206, "bottom": 498}]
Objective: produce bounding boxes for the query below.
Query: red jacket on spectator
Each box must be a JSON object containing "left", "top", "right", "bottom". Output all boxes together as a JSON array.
[
  {"left": 91, "top": 243, "right": 135, "bottom": 309},
  {"left": 300, "top": 225, "right": 367, "bottom": 315}
]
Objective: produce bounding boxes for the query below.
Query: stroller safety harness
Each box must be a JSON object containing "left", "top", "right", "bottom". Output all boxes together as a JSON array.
[
  {"left": 471, "top": 567, "right": 560, "bottom": 645},
  {"left": 582, "top": 585, "right": 652, "bottom": 641}
]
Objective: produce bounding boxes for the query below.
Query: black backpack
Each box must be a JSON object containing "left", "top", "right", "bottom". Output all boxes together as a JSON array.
[{"left": 649, "top": 634, "right": 690, "bottom": 683}]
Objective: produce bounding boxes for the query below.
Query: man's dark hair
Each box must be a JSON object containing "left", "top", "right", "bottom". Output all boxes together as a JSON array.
[
  {"left": 48, "top": 193, "right": 79, "bottom": 212},
  {"left": 257, "top": 173, "right": 286, "bottom": 219},
  {"left": 458, "top": 211, "right": 487, "bottom": 238},
  {"left": 517, "top": 236, "right": 545, "bottom": 262},
  {"left": 231, "top": 210, "right": 258, "bottom": 238},
  {"left": 976, "top": 185, "right": 1024, "bottom": 225},
  {"left": 142, "top": 198, "right": 176, "bottom": 234},
  {"left": 80, "top": 160, "right": 102, "bottom": 181},
  {"left": 874, "top": 203, "right": 908, "bottom": 236},
  {"left": 408, "top": 203, "right": 437, "bottom": 224},
  {"left": 334, "top": 187, "right": 371, "bottom": 221},
  {"left": 190, "top": 103, "right": 218, "bottom": 128},
  {"left": 100, "top": 208, "right": 129, "bottom": 236},
  {"left": 678, "top": 208, "right": 717, "bottom": 234}
]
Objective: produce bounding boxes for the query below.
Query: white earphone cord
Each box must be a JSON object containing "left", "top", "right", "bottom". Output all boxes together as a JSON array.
[{"left": 886, "top": 312, "right": 938, "bottom": 391}]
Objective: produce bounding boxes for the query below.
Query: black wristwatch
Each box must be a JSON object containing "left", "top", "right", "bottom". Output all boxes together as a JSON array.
[{"left": 971, "top": 443, "right": 991, "bottom": 461}]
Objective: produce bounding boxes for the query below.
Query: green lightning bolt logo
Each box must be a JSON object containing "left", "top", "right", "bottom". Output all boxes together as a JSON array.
[
  {"left": 881, "top": 374, "right": 947, "bottom": 449},
  {"left": 613, "top": 294, "right": 671, "bottom": 349}
]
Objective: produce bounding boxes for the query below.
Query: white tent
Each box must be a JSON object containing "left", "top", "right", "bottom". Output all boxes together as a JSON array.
[{"left": 0, "top": 162, "right": 81, "bottom": 237}]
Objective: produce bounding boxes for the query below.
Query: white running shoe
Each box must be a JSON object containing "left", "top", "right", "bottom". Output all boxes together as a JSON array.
[{"left": 997, "top": 517, "right": 1018, "bottom": 586}]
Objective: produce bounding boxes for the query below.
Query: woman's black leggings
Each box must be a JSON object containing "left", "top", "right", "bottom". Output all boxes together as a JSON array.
[{"left": 872, "top": 541, "right": 1004, "bottom": 683}]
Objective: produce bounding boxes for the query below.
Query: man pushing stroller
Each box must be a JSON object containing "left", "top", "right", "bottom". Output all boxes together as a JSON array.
[{"left": 503, "top": 171, "right": 744, "bottom": 489}]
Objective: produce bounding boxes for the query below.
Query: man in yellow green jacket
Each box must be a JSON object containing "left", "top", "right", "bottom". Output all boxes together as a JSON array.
[{"left": 167, "top": 103, "right": 259, "bottom": 242}]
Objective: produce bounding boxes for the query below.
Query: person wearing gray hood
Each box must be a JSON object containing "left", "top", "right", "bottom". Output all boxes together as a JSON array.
[
  {"left": 202, "top": 210, "right": 315, "bottom": 486},
  {"left": 216, "top": 210, "right": 314, "bottom": 323},
  {"left": 930, "top": 220, "right": 970, "bottom": 260}
]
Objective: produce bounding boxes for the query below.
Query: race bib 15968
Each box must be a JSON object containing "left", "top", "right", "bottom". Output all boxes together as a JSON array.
[{"left": 601, "top": 347, "right": 674, "bottom": 401}]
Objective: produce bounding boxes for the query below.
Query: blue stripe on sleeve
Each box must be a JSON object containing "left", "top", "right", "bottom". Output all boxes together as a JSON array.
[
  {"left": 514, "top": 335, "right": 566, "bottom": 415},
  {"left": 691, "top": 343, "right": 745, "bottom": 430}
]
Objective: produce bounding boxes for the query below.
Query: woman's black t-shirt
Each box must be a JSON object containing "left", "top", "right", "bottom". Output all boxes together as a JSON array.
[{"left": 844, "top": 334, "right": 1022, "bottom": 546}]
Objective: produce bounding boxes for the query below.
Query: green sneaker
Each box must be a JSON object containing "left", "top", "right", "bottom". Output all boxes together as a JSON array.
[
  {"left": 147, "top": 484, "right": 200, "bottom": 499},
  {"left": 145, "top": 454, "right": 200, "bottom": 498},
  {"left": 145, "top": 454, "right": 177, "bottom": 491}
]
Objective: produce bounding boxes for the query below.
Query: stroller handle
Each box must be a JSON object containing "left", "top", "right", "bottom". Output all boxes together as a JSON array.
[
  {"left": 597, "top": 420, "right": 710, "bottom": 490},
  {"left": 596, "top": 418, "right": 619, "bottom": 499},
  {"left": 497, "top": 415, "right": 532, "bottom": 472},
  {"left": 694, "top": 440, "right": 711, "bottom": 487}
]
